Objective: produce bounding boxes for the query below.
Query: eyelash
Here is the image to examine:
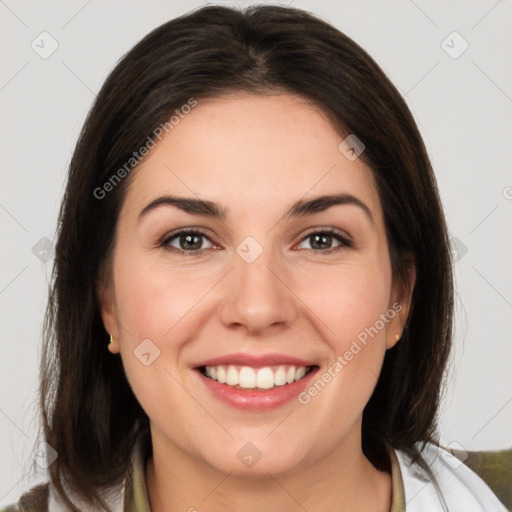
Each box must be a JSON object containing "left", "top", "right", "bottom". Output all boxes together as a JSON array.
[{"left": 159, "top": 227, "right": 353, "bottom": 257}]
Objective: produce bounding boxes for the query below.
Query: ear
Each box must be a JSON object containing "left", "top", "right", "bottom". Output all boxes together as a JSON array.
[
  {"left": 386, "top": 253, "right": 416, "bottom": 350},
  {"left": 96, "top": 275, "right": 120, "bottom": 354}
]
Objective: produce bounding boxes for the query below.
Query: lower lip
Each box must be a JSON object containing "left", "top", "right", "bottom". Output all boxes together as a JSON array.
[{"left": 196, "top": 368, "right": 319, "bottom": 410}]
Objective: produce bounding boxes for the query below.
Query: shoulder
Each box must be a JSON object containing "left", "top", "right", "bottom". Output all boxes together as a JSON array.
[
  {"left": 0, "top": 484, "right": 49, "bottom": 512},
  {"left": 1, "top": 428, "right": 148, "bottom": 512},
  {"left": 394, "top": 442, "right": 510, "bottom": 511},
  {"left": 1, "top": 473, "right": 128, "bottom": 512}
]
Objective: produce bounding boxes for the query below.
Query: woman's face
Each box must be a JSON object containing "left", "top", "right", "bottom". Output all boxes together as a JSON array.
[{"left": 99, "top": 92, "right": 414, "bottom": 476}]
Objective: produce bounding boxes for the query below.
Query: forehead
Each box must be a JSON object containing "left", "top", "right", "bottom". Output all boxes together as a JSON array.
[{"left": 122, "top": 93, "right": 382, "bottom": 228}]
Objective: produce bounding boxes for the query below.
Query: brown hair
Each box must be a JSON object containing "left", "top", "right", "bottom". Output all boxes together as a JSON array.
[{"left": 41, "top": 4, "right": 453, "bottom": 508}]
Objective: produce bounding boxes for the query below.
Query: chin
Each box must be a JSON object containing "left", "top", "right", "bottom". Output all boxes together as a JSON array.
[{"left": 197, "top": 438, "right": 309, "bottom": 478}]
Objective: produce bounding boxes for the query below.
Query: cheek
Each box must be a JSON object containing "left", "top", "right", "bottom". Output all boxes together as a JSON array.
[
  {"left": 112, "top": 254, "right": 212, "bottom": 342},
  {"left": 294, "top": 258, "right": 393, "bottom": 401},
  {"left": 111, "top": 257, "right": 207, "bottom": 421},
  {"left": 296, "top": 259, "right": 392, "bottom": 345}
]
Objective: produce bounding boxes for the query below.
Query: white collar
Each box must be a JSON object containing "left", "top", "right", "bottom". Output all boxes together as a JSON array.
[{"left": 394, "top": 442, "right": 507, "bottom": 511}]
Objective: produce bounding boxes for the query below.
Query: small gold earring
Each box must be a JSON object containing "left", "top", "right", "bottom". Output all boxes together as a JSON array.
[
  {"left": 395, "top": 334, "right": 400, "bottom": 342},
  {"left": 109, "top": 334, "right": 113, "bottom": 345}
]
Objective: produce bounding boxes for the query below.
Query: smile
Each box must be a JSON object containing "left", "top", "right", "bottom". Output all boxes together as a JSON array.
[
  {"left": 193, "top": 353, "right": 319, "bottom": 409},
  {"left": 200, "top": 364, "right": 314, "bottom": 390}
]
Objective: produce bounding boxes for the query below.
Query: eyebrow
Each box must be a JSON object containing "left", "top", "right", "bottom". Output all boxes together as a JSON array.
[{"left": 138, "top": 193, "right": 374, "bottom": 225}]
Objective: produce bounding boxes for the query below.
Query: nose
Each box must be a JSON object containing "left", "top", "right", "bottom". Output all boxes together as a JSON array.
[{"left": 217, "top": 251, "right": 298, "bottom": 336}]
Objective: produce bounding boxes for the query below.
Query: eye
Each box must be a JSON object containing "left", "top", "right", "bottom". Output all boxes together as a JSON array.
[
  {"left": 160, "top": 229, "right": 215, "bottom": 255},
  {"left": 159, "top": 227, "right": 352, "bottom": 256},
  {"left": 296, "top": 229, "right": 352, "bottom": 254}
]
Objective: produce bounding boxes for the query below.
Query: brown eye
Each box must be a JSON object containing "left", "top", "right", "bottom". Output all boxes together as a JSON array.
[
  {"left": 297, "top": 229, "right": 352, "bottom": 253},
  {"left": 161, "top": 230, "right": 214, "bottom": 253}
]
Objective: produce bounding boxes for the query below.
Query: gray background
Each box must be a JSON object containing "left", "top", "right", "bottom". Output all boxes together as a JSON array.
[{"left": 1, "top": 0, "right": 511, "bottom": 505}]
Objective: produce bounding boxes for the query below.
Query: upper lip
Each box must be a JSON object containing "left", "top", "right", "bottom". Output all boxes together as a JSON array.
[{"left": 194, "top": 353, "right": 317, "bottom": 368}]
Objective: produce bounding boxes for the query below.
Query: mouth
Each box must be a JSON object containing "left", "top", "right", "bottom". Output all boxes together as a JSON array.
[
  {"left": 193, "top": 354, "right": 319, "bottom": 410},
  {"left": 198, "top": 364, "right": 316, "bottom": 390}
]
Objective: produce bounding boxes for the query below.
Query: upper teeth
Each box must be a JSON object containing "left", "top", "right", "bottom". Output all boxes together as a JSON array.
[{"left": 203, "top": 365, "right": 308, "bottom": 390}]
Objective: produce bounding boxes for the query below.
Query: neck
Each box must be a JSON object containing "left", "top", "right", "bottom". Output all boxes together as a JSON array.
[{"left": 145, "top": 425, "right": 392, "bottom": 512}]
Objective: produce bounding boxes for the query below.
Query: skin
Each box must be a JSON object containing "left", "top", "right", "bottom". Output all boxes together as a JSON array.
[{"left": 99, "top": 92, "right": 415, "bottom": 512}]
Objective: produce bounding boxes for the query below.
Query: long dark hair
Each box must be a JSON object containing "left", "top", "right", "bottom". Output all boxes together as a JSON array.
[{"left": 41, "top": 4, "right": 453, "bottom": 508}]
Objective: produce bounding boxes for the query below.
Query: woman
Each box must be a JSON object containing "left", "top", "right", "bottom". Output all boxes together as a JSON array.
[{"left": 3, "top": 4, "right": 508, "bottom": 511}]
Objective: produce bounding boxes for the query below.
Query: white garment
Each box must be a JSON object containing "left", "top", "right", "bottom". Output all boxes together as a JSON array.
[{"left": 394, "top": 442, "right": 508, "bottom": 511}]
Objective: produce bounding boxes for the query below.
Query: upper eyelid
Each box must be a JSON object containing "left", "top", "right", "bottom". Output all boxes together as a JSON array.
[
  {"left": 301, "top": 226, "right": 351, "bottom": 240},
  {"left": 161, "top": 227, "right": 351, "bottom": 248},
  {"left": 161, "top": 227, "right": 218, "bottom": 245}
]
